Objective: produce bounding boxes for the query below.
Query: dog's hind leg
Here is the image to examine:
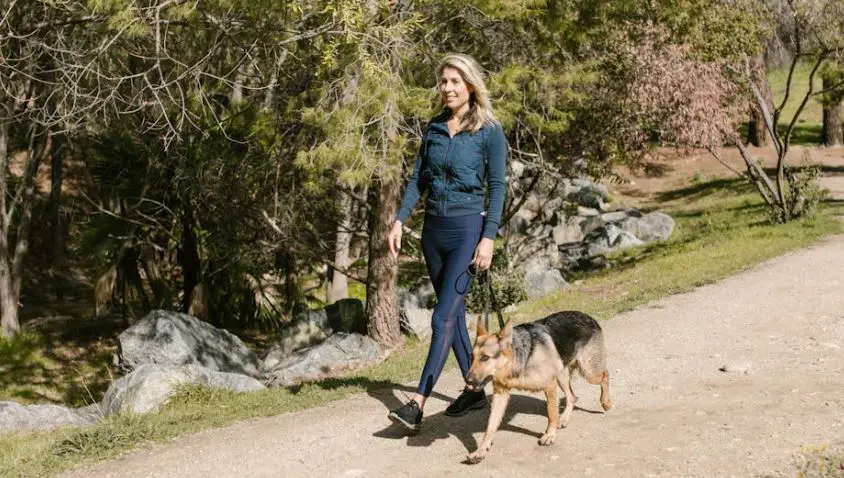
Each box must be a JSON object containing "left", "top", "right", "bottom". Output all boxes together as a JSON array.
[
  {"left": 556, "top": 368, "right": 576, "bottom": 428},
  {"left": 539, "top": 382, "right": 559, "bottom": 446},
  {"left": 466, "top": 391, "right": 511, "bottom": 465}
]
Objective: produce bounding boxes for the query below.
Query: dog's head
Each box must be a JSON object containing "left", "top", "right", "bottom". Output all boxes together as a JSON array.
[{"left": 465, "top": 318, "right": 513, "bottom": 390}]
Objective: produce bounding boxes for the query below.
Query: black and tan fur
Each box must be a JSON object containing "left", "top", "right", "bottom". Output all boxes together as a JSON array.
[{"left": 464, "top": 311, "right": 611, "bottom": 464}]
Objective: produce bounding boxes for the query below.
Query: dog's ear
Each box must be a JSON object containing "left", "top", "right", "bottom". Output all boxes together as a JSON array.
[
  {"left": 476, "top": 317, "right": 488, "bottom": 338},
  {"left": 497, "top": 319, "right": 513, "bottom": 349}
]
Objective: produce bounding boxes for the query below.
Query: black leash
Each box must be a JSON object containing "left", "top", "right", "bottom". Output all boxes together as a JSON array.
[{"left": 467, "top": 266, "right": 506, "bottom": 331}]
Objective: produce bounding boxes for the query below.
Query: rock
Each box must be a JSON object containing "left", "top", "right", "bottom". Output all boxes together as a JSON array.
[
  {"left": 577, "top": 206, "right": 601, "bottom": 217},
  {"left": 719, "top": 362, "right": 752, "bottom": 375},
  {"left": 101, "top": 364, "right": 265, "bottom": 416},
  {"left": 522, "top": 256, "right": 569, "bottom": 300},
  {"left": 325, "top": 298, "right": 366, "bottom": 334},
  {"left": 612, "top": 231, "right": 645, "bottom": 250},
  {"left": 510, "top": 160, "right": 525, "bottom": 179},
  {"left": 507, "top": 214, "right": 531, "bottom": 234},
  {"left": 568, "top": 188, "right": 605, "bottom": 210},
  {"left": 115, "top": 310, "right": 262, "bottom": 378},
  {"left": 0, "top": 401, "right": 99, "bottom": 432},
  {"left": 625, "top": 212, "right": 675, "bottom": 242},
  {"left": 584, "top": 224, "right": 623, "bottom": 251},
  {"left": 262, "top": 310, "right": 332, "bottom": 370},
  {"left": 580, "top": 216, "right": 605, "bottom": 235},
  {"left": 264, "top": 333, "right": 382, "bottom": 387},
  {"left": 552, "top": 218, "right": 586, "bottom": 245},
  {"left": 528, "top": 223, "right": 553, "bottom": 239},
  {"left": 399, "top": 283, "right": 436, "bottom": 310},
  {"left": 542, "top": 197, "right": 563, "bottom": 222},
  {"left": 601, "top": 208, "right": 643, "bottom": 224},
  {"left": 400, "top": 307, "right": 432, "bottom": 340}
]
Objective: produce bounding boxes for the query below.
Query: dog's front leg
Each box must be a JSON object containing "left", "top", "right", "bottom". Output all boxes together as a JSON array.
[
  {"left": 539, "top": 383, "right": 559, "bottom": 446},
  {"left": 466, "top": 391, "right": 510, "bottom": 465}
]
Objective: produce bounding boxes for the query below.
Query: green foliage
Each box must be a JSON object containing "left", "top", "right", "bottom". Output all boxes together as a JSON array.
[{"left": 464, "top": 246, "right": 528, "bottom": 314}]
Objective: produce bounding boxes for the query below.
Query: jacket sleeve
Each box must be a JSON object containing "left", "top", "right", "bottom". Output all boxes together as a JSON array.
[
  {"left": 482, "top": 123, "right": 507, "bottom": 239},
  {"left": 395, "top": 132, "right": 426, "bottom": 224}
]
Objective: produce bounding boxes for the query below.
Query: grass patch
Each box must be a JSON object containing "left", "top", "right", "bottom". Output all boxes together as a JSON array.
[
  {"left": 766, "top": 61, "right": 842, "bottom": 146},
  {"left": 0, "top": 325, "right": 116, "bottom": 407},
  {"left": 791, "top": 443, "right": 844, "bottom": 478},
  {"left": 2, "top": 178, "right": 843, "bottom": 477}
]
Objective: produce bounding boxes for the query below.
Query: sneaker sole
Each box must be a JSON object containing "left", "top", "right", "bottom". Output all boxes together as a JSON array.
[
  {"left": 388, "top": 412, "right": 421, "bottom": 431},
  {"left": 444, "top": 399, "right": 488, "bottom": 417}
]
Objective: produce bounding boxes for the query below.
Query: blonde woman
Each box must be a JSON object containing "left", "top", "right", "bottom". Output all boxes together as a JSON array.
[{"left": 387, "top": 53, "right": 508, "bottom": 431}]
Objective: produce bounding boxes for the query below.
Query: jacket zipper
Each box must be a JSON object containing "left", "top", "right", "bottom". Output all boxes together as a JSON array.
[{"left": 442, "top": 135, "right": 454, "bottom": 216}]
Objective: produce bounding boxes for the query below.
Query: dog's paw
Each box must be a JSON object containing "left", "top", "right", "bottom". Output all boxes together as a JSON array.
[
  {"left": 538, "top": 432, "right": 556, "bottom": 446},
  {"left": 601, "top": 398, "right": 612, "bottom": 411},
  {"left": 465, "top": 451, "right": 486, "bottom": 465}
]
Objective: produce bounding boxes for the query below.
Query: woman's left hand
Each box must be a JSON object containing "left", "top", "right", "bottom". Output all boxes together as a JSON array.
[{"left": 472, "top": 238, "right": 494, "bottom": 271}]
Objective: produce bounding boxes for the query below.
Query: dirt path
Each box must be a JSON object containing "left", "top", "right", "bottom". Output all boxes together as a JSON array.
[{"left": 63, "top": 181, "right": 844, "bottom": 478}]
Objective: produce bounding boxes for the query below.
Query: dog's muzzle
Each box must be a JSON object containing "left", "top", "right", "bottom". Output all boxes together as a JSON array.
[{"left": 466, "top": 375, "right": 493, "bottom": 391}]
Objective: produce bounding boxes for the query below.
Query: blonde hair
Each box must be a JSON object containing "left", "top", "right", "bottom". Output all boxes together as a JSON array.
[{"left": 436, "top": 53, "right": 499, "bottom": 133}]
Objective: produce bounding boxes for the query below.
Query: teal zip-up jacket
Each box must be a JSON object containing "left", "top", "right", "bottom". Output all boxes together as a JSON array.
[{"left": 396, "top": 112, "right": 508, "bottom": 239}]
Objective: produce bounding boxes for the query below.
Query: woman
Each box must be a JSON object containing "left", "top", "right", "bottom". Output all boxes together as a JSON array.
[{"left": 386, "top": 53, "right": 507, "bottom": 431}]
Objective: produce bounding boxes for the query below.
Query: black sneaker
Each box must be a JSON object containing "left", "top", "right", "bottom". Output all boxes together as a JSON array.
[
  {"left": 444, "top": 388, "right": 488, "bottom": 417},
  {"left": 388, "top": 400, "right": 422, "bottom": 431}
]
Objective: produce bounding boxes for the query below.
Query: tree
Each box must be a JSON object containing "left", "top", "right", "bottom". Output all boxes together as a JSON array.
[{"left": 820, "top": 63, "right": 844, "bottom": 146}]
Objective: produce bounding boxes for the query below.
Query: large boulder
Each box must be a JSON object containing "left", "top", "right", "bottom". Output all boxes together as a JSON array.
[
  {"left": 115, "top": 310, "right": 262, "bottom": 378},
  {"left": 264, "top": 333, "right": 382, "bottom": 387},
  {"left": 522, "top": 256, "right": 569, "bottom": 300},
  {"left": 621, "top": 212, "right": 675, "bottom": 242},
  {"left": 261, "top": 309, "right": 333, "bottom": 371},
  {"left": 325, "top": 298, "right": 366, "bottom": 334},
  {"left": 0, "top": 402, "right": 100, "bottom": 432},
  {"left": 399, "top": 307, "right": 433, "bottom": 340},
  {"left": 101, "top": 364, "right": 265, "bottom": 416}
]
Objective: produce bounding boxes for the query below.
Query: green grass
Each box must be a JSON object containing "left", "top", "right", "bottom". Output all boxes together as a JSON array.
[{"left": 2, "top": 179, "right": 843, "bottom": 478}]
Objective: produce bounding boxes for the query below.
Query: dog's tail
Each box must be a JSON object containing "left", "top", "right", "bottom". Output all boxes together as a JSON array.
[{"left": 573, "top": 332, "right": 611, "bottom": 411}]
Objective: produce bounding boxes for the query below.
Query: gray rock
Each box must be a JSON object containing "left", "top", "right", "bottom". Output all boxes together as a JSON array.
[
  {"left": 528, "top": 223, "right": 553, "bottom": 239},
  {"left": 624, "top": 212, "right": 675, "bottom": 242},
  {"left": 568, "top": 189, "right": 605, "bottom": 210},
  {"left": 612, "top": 231, "right": 645, "bottom": 250},
  {"left": 399, "top": 307, "right": 432, "bottom": 340},
  {"left": 719, "top": 362, "right": 752, "bottom": 375},
  {"left": 510, "top": 160, "right": 525, "bottom": 179},
  {"left": 522, "top": 256, "right": 569, "bottom": 300},
  {"left": 577, "top": 206, "right": 601, "bottom": 217},
  {"left": 0, "top": 401, "right": 100, "bottom": 432},
  {"left": 325, "top": 298, "right": 366, "bottom": 334},
  {"left": 403, "top": 282, "right": 436, "bottom": 310},
  {"left": 115, "top": 310, "right": 262, "bottom": 378},
  {"left": 101, "top": 364, "right": 265, "bottom": 416},
  {"left": 264, "top": 333, "right": 382, "bottom": 387},
  {"left": 542, "top": 197, "right": 563, "bottom": 222},
  {"left": 580, "top": 216, "right": 605, "bottom": 235},
  {"left": 262, "top": 309, "right": 333, "bottom": 370},
  {"left": 601, "top": 208, "right": 643, "bottom": 224},
  {"left": 552, "top": 218, "right": 586, "bottom": 246}
]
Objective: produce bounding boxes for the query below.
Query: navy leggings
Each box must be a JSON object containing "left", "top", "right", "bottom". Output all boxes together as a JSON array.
[{"left": 416, "top": 212, "right": 483, "bottom": 397}]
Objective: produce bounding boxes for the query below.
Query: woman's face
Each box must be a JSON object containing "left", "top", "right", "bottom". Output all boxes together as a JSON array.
[{"left": 440, "top": 67, "right": 473, "bottom": 114}]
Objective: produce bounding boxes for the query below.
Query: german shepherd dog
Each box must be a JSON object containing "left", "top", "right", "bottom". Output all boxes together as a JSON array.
[{"left": 463, "top": 311, "right": 611, "bottom": 464}]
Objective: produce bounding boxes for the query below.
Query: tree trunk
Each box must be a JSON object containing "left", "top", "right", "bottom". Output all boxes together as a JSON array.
[
  {"left": 0, "top": 125, "right": 48, "bottom": 338},
  {"left": 50, "top": 140, "right": 64, "bottom": 300},
  {"left": 821, "top": 75, "right": 843, "bottom": 146},
  {"left": 747, "top": 55, "right": 772, "bottom": 147},
  {"left": 141, "top": 250, "right": 173, "bottom": 310},
  {"left": 364, "top": 176, "right": 402, "bottom": 349},
  {"left": 327, "top": 190, "right": 352, "bottom": 303},
  {"left": 178, "top": 202, "right": 202, "bottom": 313}
]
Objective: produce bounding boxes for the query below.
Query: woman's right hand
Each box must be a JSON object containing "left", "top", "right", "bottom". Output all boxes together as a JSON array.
[{"left": 387, "top": 220, "right": 403, "bottom": 258}]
